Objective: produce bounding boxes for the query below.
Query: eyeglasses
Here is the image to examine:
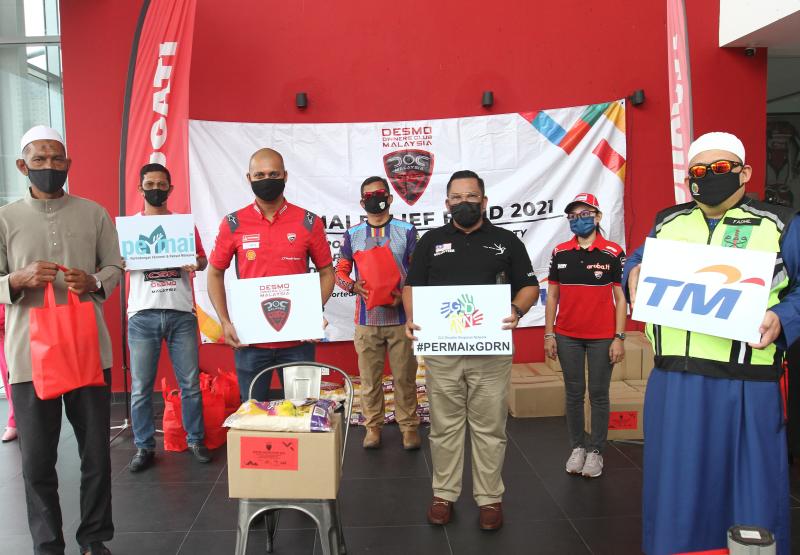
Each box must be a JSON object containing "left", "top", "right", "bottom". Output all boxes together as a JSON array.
[
  {"left": 142, "top": 182, "right": 170, "bottom": 191},
  {"left": 687, "top": 160, "right": 742, "bottom": 179},
  {"left": 447, "top": 192, "right": 483, "bottom": 203},
  {"left": 362, "top": 189, "right": 388, "bottom": 200},
  {"left": 566, "top": 210, "right": 597, "bottom": 221}
]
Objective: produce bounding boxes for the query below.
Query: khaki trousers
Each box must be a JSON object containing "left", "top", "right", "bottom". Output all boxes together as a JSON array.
[
  {"left": 425, "top": 354, "right": 512, "bottom": 506},
  {"left": 353, "top": 324, "right": 419, "bottom": 431}
]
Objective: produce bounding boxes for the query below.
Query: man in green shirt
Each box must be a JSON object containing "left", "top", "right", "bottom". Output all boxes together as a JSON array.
[{"left": 0, "top": 126, "right": 122, "bottom": 555}]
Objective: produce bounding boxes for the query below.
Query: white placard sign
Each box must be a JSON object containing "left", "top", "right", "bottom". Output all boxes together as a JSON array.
[
  {"left": 631, "top": 238, "right": 776, "bottom": 343},
  {"left": 228, "top": 273, "right": 324, "bottom": 344},
  {"left": 116, "top": 214, "right": 197, "bottom": 270},
  {"left": 412, "top": 284, "right": 513, "bottom": 356}
]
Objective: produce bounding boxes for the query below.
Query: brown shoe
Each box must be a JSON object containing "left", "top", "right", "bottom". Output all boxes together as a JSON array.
[
  {"left": 363, "top": 427, "right": 381, "bottom": 449},
  {"left": 427, "top": 496, "right": 453, "bottom": 525},
  {"left": 402, "top": 429, "right": 421, "bottom": 450},
  {"left": 479, "top": 502, "right": 503, "bottom": 530}
]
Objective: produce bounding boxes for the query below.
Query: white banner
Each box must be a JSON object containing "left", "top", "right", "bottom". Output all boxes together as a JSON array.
[
  {"left": 116, "top": 214, "right": 196, "bottom": 270},
  {"left": 228, "top": 273, "right": 324, "bottom": 345},
  {"left": 189, "top": 100, "right": 627, "bottom": 342},
  {"left": 413, "top": 284, "right": 512, "bottom": 356},
  {"left": 631, "top": 238, "right": 775, "bottom": 343}
]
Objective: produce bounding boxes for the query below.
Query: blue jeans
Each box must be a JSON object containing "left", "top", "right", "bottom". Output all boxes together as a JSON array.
[
  {"left": 234, "top": 343, "right": 316, "bottom": 402},
  {"left": 129, "top": 309, "right": 204, "bottom": 449}
]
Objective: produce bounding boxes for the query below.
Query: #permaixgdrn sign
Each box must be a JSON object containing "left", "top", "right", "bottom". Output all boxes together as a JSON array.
[
  {"left": 228, "top": 273, "right": 324, "bottom": 345},
  {"left": 116, "top": 214, "right": 197, "bottom": 270},
  {"left": 413, "top": 284, "right": 513, "bottom": 356},
  {"left": 631, "top": 238, "right": 776, "bottom": 343}
]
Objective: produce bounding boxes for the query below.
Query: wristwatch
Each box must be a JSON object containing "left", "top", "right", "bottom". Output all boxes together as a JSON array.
[
  {"left": 511, "top": 303, "right": 524, "bottom": 319},
  {"left": 92, "top": 274, "right": 102, "bottom": 293},
  {"left": 614, "top": 332, "right": 626, "bottom": 341}
]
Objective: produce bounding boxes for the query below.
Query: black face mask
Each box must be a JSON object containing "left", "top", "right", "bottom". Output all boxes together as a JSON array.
[
  {"left": 250, "top": 178, "right": 285, "bottom": 202},
  {"left": 690, "top": 171, "right": 743, "bottom": 207},
  {"left": 450, "top": 201, "right": 483, "bottom": 227},
  {"left": 26, "top": 167, "right": 68, "bottom": 194},
  {"left": 364, "top": 195, "right": 389, "bottom": 214},
  {"left": 143, "top": 188, "right": 169, "bottom": 207}
]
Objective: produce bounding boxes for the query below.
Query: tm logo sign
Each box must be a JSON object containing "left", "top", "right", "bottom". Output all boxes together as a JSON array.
[{"left": 642, "top": 264, "right": 765, "bottom": 320}]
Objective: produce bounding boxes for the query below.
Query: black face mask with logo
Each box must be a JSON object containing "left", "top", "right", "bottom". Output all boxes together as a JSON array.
[
  {"left": 364, "top": 195, "right": 389, "bottom": 214},
  {"left": 450, "top": 201, "right": 483, "bottom": 227},
  {"left": 251, "top": 178, "right": 285, "bottom": 202},
  {"left": 690, "top": 171, "right": 743, "bottom": 207},
  {"left": 26, "top": 166, "right": 68, "bottom": 194},
  {"left": 143, "top": 188, "right": 169, "bottom": 207}
]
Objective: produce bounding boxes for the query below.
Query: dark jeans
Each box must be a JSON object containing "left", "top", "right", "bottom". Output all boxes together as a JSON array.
[
  {"left": 556, "top": 334, "right": 613, "bottom": 452},
  {"left": 12, "top": 369, "right": 113, "bottom": 555},
  {"left": 234, "top": 343, "right": 316, "bottom": 401}
]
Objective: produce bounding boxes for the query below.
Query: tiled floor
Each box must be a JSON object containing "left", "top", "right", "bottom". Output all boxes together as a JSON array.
[{"left": 1, "top": 396, "right": 799, "bottom": 554}]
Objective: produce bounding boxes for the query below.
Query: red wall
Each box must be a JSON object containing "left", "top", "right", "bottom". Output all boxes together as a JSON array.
[{"left": 59, "top": 0, "right": 767, "bottom": 389}]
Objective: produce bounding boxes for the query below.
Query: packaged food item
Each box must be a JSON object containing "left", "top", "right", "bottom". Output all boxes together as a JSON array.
[
  {"left": 320, "top": 380, "right": 347, "bottom": 402},
  {"left": 224, "top": 398, "right": 338, "bottom": 432}
]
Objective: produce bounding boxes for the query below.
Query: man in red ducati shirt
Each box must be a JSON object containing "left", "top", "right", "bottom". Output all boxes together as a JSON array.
[{"left": 207, "top": 148, "right": 334, "bottom": 401}]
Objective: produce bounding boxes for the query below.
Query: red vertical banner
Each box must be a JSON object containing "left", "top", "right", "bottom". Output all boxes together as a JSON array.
[
  {"left": 122, "top": 0, "right": 196, "bottom": 215},
  {"left": 667, "top": 0, "right": 693, "bottom": 204}
]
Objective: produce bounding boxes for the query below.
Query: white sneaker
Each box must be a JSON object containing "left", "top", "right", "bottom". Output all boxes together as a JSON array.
[
  {"left": 565, "top": 447, "right": 586, "bottom": 474},
  {"left": 582, "top": 450, "right": 603, "bottom": 478}
]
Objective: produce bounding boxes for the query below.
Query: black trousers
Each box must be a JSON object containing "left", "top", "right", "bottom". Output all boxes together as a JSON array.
[{"left": 12, "top": 369, "right": 114, "bottom": 554}]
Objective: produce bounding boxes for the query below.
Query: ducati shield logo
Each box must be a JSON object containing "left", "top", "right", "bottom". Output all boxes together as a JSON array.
[
  {"left": 261, "top": 298, "right": 291, "bottom": 331},
  {"left": 383, "top": 149, "right": 434, "bottom": 206}
]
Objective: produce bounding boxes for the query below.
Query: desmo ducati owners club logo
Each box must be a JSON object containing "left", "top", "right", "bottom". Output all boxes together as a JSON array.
[
  {"left": 261, "top": 298, "right": 291, "bottom": 332},
  {"left": 258, "top": 282, "right": 292, "bottom": 332},
  {"left": 383, "top": 149, "right": 434, "bottom": 206}
]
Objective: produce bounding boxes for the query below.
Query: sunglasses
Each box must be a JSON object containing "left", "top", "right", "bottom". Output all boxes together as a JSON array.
[
  {"left": 566, "top": 210, "right": 597, "bottom": 221},
  {"left": 362, "top": 189, "right": 388, "bottom": 200},
  {"left": 687, "top": 160, "right": 742, "bottom": 179}
]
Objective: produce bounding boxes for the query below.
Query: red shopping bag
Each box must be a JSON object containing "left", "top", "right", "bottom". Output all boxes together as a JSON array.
[
  {"left": 211, "top": 367, "right": 240, "bottom": 415},
  {"left": 200, "top": 373, "right": 227, "bottom": 449},
  {"left": 29, "top": 283, "right": 105, "bottom": 400},
  {"left": 161, "top": 378, "right": 187, "bottom": 452},
  {"left": 353, "top": 242, "right": 401, "bottom": 310}
]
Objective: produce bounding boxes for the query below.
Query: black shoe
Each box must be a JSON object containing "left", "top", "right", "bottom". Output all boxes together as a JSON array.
[
  {"left": 188, "top": 443, "right": 212, "bottom": 463},
  {"left": 128, "top": 448, "right": 155, "bottom": 473},
  {"left": 80, "top": 541, "right": 111, "bottom": 554}
]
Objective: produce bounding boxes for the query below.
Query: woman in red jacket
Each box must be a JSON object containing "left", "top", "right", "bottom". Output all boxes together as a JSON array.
[{"left": 544, "top": 193, "right": 626, "bottom": 478}]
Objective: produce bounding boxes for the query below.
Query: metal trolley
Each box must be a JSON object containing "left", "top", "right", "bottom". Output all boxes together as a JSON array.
[{"left": 234, "top": 362, "right": 353, "bottom": 555}]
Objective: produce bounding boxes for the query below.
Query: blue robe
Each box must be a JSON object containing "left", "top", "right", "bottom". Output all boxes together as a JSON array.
[{"left": 623, "top": 214, "right": 800, "bottom": 555}]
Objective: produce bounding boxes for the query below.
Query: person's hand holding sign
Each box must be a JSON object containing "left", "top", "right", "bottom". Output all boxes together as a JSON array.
[{"left": 748, "top": 310, "right": 782, "bottom": 350}]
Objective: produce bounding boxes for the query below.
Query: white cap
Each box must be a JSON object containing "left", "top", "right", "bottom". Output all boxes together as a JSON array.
[
  {"left": 19, "top": 125, "right": 65, "bottom": 154},
  {"left": 687, "top": 132, "right": 745, "bottom": 164}
]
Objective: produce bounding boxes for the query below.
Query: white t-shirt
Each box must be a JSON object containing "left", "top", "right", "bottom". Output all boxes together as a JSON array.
[{"left": 126, "top": 215, "right": 205, "bottom": 317}]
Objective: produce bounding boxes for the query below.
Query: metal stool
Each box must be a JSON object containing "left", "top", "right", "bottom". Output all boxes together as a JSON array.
[{"left": 234, "top": 361, "right": 353, "bottom": 555}]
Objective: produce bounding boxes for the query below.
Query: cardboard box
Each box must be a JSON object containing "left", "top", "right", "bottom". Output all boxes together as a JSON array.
[
  {"left": 508, "top": 375, "right": 565, "bottom": 418},
  {"left": 544, "top": 356, "right": 564, "bottom": 373},
  {"left": 512, "top": 362, "right": 556, "bottom": 383},
  {"left": 227, "top": 413, "right": 342, "bottom": 499},
  {"left": 626, "top": 331, "right": 655, "bottom": 379},
  {"left": 624, "top": 379, "right": 648, "bottom": 392},
  {"left": 584, "top": 382, "right": 644, "bottom": 440}
]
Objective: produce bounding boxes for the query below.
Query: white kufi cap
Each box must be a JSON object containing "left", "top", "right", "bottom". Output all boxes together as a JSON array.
[
  {"left": 687, "top": 132, "right": 745, "bottom": 164},
  {"left": 19, "top": 125, "right": 65, "bottom": 154}
]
